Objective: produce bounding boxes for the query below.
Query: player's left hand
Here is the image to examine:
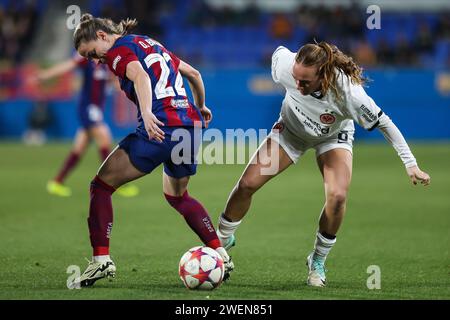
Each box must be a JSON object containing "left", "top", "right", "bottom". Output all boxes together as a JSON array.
[
  {"left": 406, "top": 166, "right": 431, "bottom": 186},
  {"left": 199, "top": 106, "right": 212, "bottom": 128}
]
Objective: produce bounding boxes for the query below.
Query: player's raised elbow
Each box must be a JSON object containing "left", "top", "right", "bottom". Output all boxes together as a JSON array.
[
  {"left": 186, "top": 67, "right": 202, "bottom": 82},
  {"left": 179, "top": 60, "right": 202, "bottom": 81},
  {"left": 190, "top": 67, "right": 201, "bottom": 79}
]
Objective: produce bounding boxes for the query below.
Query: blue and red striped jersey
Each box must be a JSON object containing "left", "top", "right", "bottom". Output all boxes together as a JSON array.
[
  {"left": 105, "top": 34, "right": 204, "bottom": 138},
  {"left": 74, "top": 54, "right": 109, "bottom": 110}
]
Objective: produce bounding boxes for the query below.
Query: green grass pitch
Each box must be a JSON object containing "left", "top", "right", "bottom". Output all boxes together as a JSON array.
[{"left": 0, "top": 141, "right": 449, "bottom": 299}]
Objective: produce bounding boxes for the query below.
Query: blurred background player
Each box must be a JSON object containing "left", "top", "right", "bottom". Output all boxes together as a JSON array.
[
  {"left": 32, "top": 54, "right": 139, "bottom": 197},
  {"left": 69, "top": 14, "right": 233, "bottom": 287},
  {"left": 216, "top": 41, "right": 431, "bottom": 287}
]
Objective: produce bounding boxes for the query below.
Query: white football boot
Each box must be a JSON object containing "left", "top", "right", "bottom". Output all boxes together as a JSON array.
[
  {"left": 215, "top": 247, "right": 234, "bottom": 282},
  {"left": 306, "top": 253, "right": 326, "bottom": 287},
  {"left": 69, "top": 259, "right": 116, "bottom": 288}
]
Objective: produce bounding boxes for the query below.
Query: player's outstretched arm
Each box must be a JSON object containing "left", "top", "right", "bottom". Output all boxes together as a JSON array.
[
  {"left": 178, "top": 60, "right": 212, "bottom": 127},
  {"left": 36, "top": 59, "right": 78, "bottom": 81},
  {"left": 376, "top": 114, "right": 431, "bottom": 186},
  {"left": 126, "top": 60, "right": 165, "bottom": 142}
]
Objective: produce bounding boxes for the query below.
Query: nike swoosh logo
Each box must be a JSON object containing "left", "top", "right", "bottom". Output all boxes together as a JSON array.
[{"left": 87, "top": 262, "right": 113, "bottom": 278}]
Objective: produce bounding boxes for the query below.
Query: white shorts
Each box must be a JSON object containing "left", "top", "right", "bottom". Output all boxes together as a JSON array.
[{"left": 268, "top": 119, "right": 354, "bottom": 163}]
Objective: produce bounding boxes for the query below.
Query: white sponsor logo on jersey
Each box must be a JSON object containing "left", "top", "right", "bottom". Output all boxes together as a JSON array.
[{"left": 112, "top": 55, "right": 121, "bottom": 71}]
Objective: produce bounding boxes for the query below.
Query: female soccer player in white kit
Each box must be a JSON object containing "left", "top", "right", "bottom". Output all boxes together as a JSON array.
[{"left": 217, "top": 42, "right": 431, "bottom": 287}]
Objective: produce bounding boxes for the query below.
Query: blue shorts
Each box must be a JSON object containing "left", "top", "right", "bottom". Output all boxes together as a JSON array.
[
  {"left": 118, "top": 127, "right": 201, "bottom": 178},
  {"left": 79, "top": 104, "right": 105, "bottom": 129}
]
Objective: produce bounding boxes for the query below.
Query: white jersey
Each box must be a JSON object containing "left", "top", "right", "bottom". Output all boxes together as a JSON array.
[
  {"left": 271, "top": 46, "right": 382, "bottom": 141},
  {"left": 271, "top": 46, "right": 417, "bottom": 168}
]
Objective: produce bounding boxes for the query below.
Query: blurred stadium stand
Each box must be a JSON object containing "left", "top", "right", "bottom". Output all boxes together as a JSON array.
[{"left": 0, "top": 0, "right": 449, "bottom": 141}]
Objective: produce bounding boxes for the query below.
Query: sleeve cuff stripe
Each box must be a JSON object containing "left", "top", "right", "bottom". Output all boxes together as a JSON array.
[{"left": 367, "top": 120, "right": 380, "bottom": 131}]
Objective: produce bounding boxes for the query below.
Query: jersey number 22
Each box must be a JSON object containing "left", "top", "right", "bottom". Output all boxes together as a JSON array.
[{"left": 144, "top": 52, "right": 186, "bottom": 100}]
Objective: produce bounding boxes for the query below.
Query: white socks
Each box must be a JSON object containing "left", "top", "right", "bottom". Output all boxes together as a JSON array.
[
  {"left": 312, "top": 231, "right": 336, "bottom": 261},
  {"left": 217, "top": 213, "right": 241, "bottom": 243},
  {"left": 93, "top": 255, "right": 110, "bottom": 263}
]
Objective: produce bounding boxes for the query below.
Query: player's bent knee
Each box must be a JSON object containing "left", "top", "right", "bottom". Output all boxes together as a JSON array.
[
  {"left": 90, "top": 175, "right": 116, "bottom": 192},
  {"left": 237, "top": 177, "right": 260, "bottom": 195},
  {"left": 326, "top": 190, "right": 347, "bottom": 209},
  {"left": 95, "top": 168, "right": 120, "bottom": 189}
]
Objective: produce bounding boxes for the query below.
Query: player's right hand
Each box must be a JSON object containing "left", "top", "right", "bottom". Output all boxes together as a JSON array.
[
  {"left": 406, "top": 166, "right": 431, "bottom": 186},
  {"left": 199, "top": 105, "right": 212, "bottom": 128},
  {"left": 143, "top": 112, "right": 165, "bottom": 142}
]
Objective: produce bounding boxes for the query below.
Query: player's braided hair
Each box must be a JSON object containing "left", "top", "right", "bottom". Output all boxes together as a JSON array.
[
  {"left": 74, "top": 13, "right": 138, "bottom": 50},
  {"left": 295, "top": 41, "right": 367, "bottom": 101}
]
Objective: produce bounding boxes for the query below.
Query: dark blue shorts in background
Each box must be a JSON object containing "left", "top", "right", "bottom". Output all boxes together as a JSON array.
[
  {"left": 79, "top": 104, "right": 105, "bottom": 129},
  {"left": 118, "top": 127, "right": 201, "bottom": 179}
]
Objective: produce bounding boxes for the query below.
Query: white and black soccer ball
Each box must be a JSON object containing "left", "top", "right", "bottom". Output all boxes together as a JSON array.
[{"left": 179, "top": 246, "right": 225, "bottom": 290}]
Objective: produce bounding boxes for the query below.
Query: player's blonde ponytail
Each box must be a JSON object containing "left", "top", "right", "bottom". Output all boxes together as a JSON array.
[
  {"left": 295, "top": 41, "right": 367, "bottom": 101},
  {"left": 74, "top": 14, "right": 138, "bottom": 49}
]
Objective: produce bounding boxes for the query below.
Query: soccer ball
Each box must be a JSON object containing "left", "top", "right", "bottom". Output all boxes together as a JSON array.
[{"left": 179, "top": 246, "right": 225, "bottom": 290}]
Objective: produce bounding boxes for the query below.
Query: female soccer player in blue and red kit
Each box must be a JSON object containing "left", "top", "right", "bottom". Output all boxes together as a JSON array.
[
  {"left": 35, "top": 54, "right": 138, "bottom": 197},
  {"left": 69, "top": 14, "right": 233, "bottom": 287}
]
